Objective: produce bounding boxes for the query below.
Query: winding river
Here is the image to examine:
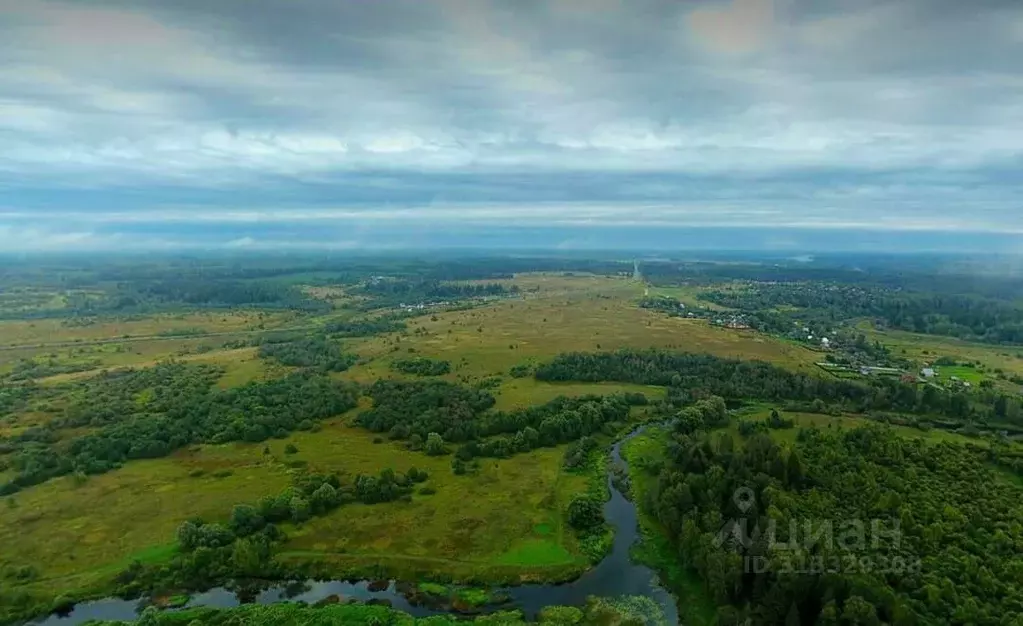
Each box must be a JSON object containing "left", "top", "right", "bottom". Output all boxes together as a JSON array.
[{"left": 29, "top": 425, "right": 678, "bottom": 625}]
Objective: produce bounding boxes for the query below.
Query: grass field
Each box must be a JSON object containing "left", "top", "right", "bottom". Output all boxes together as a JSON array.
[
  {"left": 279, "top": 420, "right": 592, "bottom": 578},
  {"left": 2, "top": 444, "right": 295, "bottom": 596},
  {"left": 339, "top": 275, "right": 818, "bottom": 386},
  {"left": 645, "top": 284, "right": 730, "bottom": 312},
  {"left": 0, "top": 310, "right": 290, "bottom": 347},
  {"left": 1, "top": 415, "right": 598, "bottom": 601}
]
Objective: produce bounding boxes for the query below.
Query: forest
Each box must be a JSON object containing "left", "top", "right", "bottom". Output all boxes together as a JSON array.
[
  {"left": 257, "top": 336, "right": 358, "bottom": 372},
  {"left": 636, "top": 407, "right": 1023, "bottom": 625}
]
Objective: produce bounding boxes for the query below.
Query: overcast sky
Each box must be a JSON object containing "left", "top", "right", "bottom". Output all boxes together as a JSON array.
[{"left": 2, "top": 0, "right": 1022, "bottom": 252}]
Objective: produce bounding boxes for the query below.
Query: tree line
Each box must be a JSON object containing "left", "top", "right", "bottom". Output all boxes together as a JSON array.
[
  {"left": 535, "top": 349, "right": 1023, "bottom": 428},
  {"left": 356, "top": 379, "right": 647, "bottom": 469},
  {"left": 390, "top": 357, "right": 452, "bottom": 376},
  {"left": 355, "top": 278, "right": 518, "bottom": 309},
  {"left": 323, "top": 318, "right": 407, "bottom": 337},
  {"left": 0, "top": 364, "right": 359, "bottom": 495},
  {"left": 258, "top": 336, "right": 357, "bottom": 372}
]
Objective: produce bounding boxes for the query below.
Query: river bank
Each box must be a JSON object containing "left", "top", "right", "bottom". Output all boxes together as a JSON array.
[{"left": 24, "top": 424, "right": 682, "bottom": 626}]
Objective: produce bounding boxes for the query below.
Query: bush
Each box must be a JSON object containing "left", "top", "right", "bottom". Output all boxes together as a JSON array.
[
  {"left": 509, "top": 364, "right": 532, "bottom": 378},
  {"left": 391, "top": 357, "right": 451, "bottom": 376},
  {"left": 425, "top": 432, "right": 447, "bottom": 456},
  {"left": 567, "top": 495, "right": 604, "bottom": 531}
]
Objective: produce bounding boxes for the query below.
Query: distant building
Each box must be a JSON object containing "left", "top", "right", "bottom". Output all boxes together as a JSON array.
[
  {"left": 921, "top": 368, "right": 936, "bottom": 378},
  {"left": 820, "top": 337, "right": 831, "bottom": 349}
]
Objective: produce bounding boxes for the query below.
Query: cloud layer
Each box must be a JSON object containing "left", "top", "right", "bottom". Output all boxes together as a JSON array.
[{"left": 2, "top": 0, "right": 1022, "bottom": 250}]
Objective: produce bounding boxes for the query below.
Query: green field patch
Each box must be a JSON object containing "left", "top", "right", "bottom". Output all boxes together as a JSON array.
[
  {"left": 0, "top": 450, "right": 292, "bottom": 601},
  {"left": 495, "top": 538, "right": 576, "bottom": 567},
  {"left": 861, "top": 322, "right": 1023, "bottom": 384},
  {"left": 418, "top": 582, "right": 449, "bottom": 596},
  {"left": 339, "top": 277, "right": 820, "bottom": 389},
  {"left": 934, "top": 364, "right": 987, "bottom": 384}
]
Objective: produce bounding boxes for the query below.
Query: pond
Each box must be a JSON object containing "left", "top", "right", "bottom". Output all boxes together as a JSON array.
[{"left": 29, "top": 424, "right": 679, "bottom": 625}]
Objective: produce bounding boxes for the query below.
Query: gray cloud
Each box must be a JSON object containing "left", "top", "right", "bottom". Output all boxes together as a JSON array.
[{"left": 1, "top": 0, "right": 1022, "bottom": 248}]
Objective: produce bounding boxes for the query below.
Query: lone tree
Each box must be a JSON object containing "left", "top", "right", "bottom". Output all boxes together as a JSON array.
[
  {"left": 425, "top": 432, "right": 447, "bottom": 456},
  {"left": 567, "top": 495, "right": 604, "bottom": 531}
]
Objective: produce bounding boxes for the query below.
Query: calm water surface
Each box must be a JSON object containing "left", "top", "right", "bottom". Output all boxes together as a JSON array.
[{"left": 30, "top": 425, "right": 678, "bottom": 625}]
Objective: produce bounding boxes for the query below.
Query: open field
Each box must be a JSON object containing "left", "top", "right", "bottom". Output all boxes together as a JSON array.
[
  {"left": 1, "top": 415, "right": 598, "bottom": 601},
  {"left": 861, "top": 322, "right": 1023, "bottom": 380},
  {"left": 340, "top": 275, "right": 819, "bottom": 386},
  {"left": 28, "top": 346, "right": 278, "bottom": 389},
  {"left": 645, "top": 284, "right": 730, "bottom": 311},
  {"left": 0, "top": 310, "right": 293, "bottom": 348},
  {"left": 280, "top": 420, "right": 591, "bottom": 577},
  {"left": 2, "top": 444, "right": 294, "bottom": 597}
]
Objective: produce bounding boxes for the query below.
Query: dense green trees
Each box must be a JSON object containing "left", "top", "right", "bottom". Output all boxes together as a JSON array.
[
  {"left": 0, "top": 365, "right": 358, "bottom": 495},
  {"left": 391, "top": 357, "right": 452, "bottom": 376},
  {"left": 536, "top": 350, "right": 870, "bottom": 404},
  {"left": 0, "top": 384, "right": 32, "bottom": 419},
  {"left": 425, "top": 432, "right": 447, "bottom": 456},
  {"left": 357, "top": 380, "right": 496, "bottom": 443},
  {"left": 562, "top": 436, "right": 599, "bottom": 471},
  {"left": 323, "top": 318, "right": 406, "bottom": 337},
  {"left": 258, "top": 336, "right": 357, "bottom": 372},
  {"left": 567, "top": 495, "right": 604, "bottom": 531},
  {"left": 640, "top": 417, "right": 1023, "bottom": 625},
  {"left": 356, "top": 278, "right": 517, "bottom": 308},
  {"left": 356, "top": 380, "right": 642, "bottom": 464}
]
